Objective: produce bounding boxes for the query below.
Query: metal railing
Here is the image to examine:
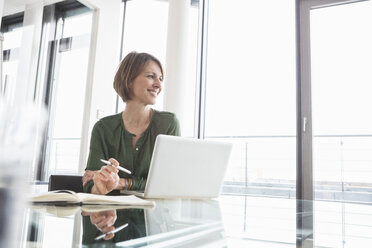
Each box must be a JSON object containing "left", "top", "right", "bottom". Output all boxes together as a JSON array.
[{"left": 206, "top": 135, "right": 372, "bottom": 203}]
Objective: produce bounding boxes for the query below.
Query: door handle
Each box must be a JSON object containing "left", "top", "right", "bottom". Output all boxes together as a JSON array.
[{"left": 303, "top": 117, "right": 307, "bottom": 132}]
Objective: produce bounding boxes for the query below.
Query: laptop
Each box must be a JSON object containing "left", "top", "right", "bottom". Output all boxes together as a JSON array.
[{"left": 120, "top": 135, "right": 232, "bottom": 199}]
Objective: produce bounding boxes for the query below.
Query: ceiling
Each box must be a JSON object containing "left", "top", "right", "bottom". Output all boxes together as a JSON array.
[
  {"left": 7, "top": 0, "right": 41, "bottom": 4},
  {"left": 4, "top": 0, "right": 41, "bottom": 10}
]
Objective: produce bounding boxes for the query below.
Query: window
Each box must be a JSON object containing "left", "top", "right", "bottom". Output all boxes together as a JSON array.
[
  {"left": 119, "top": 0, "right": 169, "bottom": 112},
  {"left": 1, "top": 13, "right": 24, "bottom": 103},
  {"left": 204, "top": 0, "right": 296, "bottom": 196},
  {"left": 119, "top": 0, "right": 199, "bottom": 137},
  {"left": 310, "top": 0, "right": 372, "bottom": 202},
  {"left": 38, "top": 2, "right": 93, "bottom": 179}
]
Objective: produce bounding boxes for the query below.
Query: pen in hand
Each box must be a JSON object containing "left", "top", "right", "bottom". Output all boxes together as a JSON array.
[
  {"left": 94, "top": 223, "right": 129, "bottom": 241},
  {"left": 100, "top": 159, "right": 132, "bottom": 174}
]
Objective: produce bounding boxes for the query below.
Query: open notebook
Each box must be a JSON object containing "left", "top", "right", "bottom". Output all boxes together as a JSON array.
[{"left": 30, "top": 190, "right": 155, "bottom": 207}]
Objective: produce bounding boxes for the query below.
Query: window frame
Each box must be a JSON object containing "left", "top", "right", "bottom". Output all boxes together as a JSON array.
[
  {"left": 297, "top": 0, "right": 369, "bottom": 201},
  {"left": 36, "top": 2, "right": 92, "bottom": 181}
]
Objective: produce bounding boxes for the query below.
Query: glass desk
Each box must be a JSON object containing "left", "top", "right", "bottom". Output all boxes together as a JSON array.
[{"left": 14, "top": 195, "right": 372, "bottom": 247}]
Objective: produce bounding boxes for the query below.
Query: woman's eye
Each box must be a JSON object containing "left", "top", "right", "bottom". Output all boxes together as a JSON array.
[{"left": 147, "top": 75, "right": 154, "bottom": 79}]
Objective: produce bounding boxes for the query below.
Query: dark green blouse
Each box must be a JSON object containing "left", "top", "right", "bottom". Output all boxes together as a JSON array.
[
  {"left": 82, "top": 209, "right": 146, "bottom": 245},
  {"left": 84, "top": 109, "right": 180, "bottom": 193}
]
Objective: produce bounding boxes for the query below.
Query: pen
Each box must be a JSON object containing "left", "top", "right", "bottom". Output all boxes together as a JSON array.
[
  {"left": 100, "top": 159, "right": 132, "bottom": 174},
  {"left": 94, "top": 223, "right": 129, "bottom": 240}
]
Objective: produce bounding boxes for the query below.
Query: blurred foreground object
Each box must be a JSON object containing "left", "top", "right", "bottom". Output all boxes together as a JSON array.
[{"left": 0, "top": 100, "right": 46, "bottom": 247}]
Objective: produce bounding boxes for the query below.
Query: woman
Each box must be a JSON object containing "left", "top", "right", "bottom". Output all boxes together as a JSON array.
[{"left": 83, "top": 52, "right": 180, "bottom": 195}]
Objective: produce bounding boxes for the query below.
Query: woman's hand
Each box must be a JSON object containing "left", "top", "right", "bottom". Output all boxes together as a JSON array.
[
  {"left": 82, "top": 210, "right": 117, "bottom": 240},
  {"left": 83, "top": 170, "right": 96, "bottom": 187},
  {"left": 91, "top": 158, "right": 120, "bottom": 195}
]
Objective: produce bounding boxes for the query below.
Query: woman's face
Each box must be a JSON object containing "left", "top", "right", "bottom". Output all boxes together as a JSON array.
[{"left": 129, "top": 61, "right": 163, "bottom": 105}]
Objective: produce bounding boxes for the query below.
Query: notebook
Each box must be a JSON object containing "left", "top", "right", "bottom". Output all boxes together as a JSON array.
[{"left": 121, "top": 135, "right": 232, "bottom": 199}]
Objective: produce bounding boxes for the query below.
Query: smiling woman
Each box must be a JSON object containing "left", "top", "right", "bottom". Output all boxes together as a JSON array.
[
  {"left": 114, "top": 52, "right": 163, "bottom": 106},
  {"left": 130, "top": 62, "right": 163, "bottom": 105},
  {"left": 83, "top": 52, "right": 181, "bottom": 195}
]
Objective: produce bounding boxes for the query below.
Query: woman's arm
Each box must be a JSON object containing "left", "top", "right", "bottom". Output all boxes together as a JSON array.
[
  {"left": 167, "top": 113, "right": 181, "bottom": 136},
  {"left": 84, "top": 121, "right": 116, "bottom": 193},
  {"left": 127, "top": 177, "right": 146, "bottom": 191}
]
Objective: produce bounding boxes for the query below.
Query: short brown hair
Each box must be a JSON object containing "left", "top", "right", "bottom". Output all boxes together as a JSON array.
[{"left": 113, "top": 51, "right": 164, "bottom": 102}]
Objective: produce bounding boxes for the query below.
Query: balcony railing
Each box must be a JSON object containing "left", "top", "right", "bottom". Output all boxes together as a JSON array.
[{"left": 206, "top": 135, "right": 372, "bottom": 203}]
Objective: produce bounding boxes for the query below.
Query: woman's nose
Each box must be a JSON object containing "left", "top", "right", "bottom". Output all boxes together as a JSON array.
[{"left": 153, "top": 79, "right": 161, "bottom": 88}]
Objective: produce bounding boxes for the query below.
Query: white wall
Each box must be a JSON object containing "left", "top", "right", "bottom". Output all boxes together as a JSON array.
[{"left": 2, "top": 1, "right": 24, "bottom": 17}]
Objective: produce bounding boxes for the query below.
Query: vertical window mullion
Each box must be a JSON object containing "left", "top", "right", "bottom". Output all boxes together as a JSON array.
[
  {"left": 297, "top": 0, "right": 313, "bottom": 202},
  {"left": 195, "top": 0, "right": 209, "bottom": 139}
]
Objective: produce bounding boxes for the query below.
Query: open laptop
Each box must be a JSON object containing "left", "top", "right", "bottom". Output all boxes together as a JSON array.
[{"left": 120, "top": 135, "right": 232, "bottom": 199}]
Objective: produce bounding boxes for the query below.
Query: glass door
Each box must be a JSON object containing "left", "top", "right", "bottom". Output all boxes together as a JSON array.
[
  {"left": 310, "top": 0, "right": 372, "bottom": 204},
  {"left": 205, "top": 0, "right": 296, "bottom": 198},
  {"left": 311, "top": 3, "right": 372, "bottom": 246},
  {"left": 298, "top": 0, "right": 372, "bottom": 201},
  {"left": 299, "top": 0, "right": 372, "bottom": 247}
]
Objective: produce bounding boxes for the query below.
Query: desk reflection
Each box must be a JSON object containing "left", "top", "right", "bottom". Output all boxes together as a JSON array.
[
  {"left": 81, "top": 199, "right": 225, "bottom": 247},
  {"left": 82, "top": 209, "right": 146, "bottom": 244},
  {"left": 22, "top": 192, "right": 372, "bottom": 247},
  {"left": 23, "top": 198, "right": 226, "bottom": 247}
]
